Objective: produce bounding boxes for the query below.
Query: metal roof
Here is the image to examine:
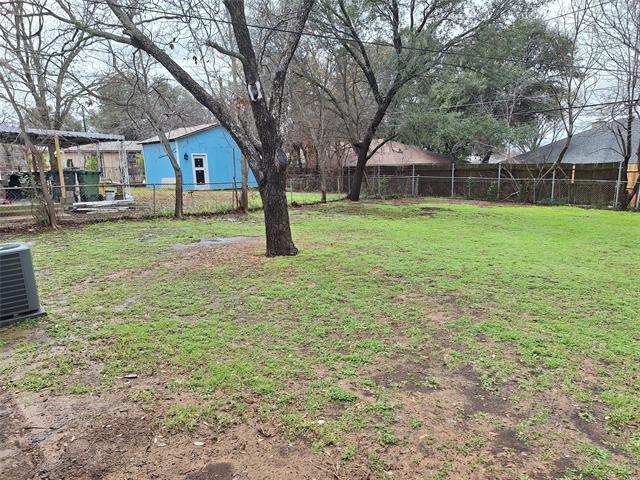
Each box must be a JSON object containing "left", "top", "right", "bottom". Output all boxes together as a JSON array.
[
  {"left": 63, "top": 141, "right": 142, "bottom": 153},
  {"left": 343, "top": 140, "right": 454, "bottom": 167},
  {"left": 510, "top": 120, "right": 640, "bottom": 165},
  {"left": 139, "top": 123, "right": 220, "bottom": 144},
  {"left": 0, "top": 125, "right": 124, "bottom": 148}
]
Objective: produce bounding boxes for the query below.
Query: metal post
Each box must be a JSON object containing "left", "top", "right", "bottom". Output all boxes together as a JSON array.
[
  {"left": 152, "top": 184, "right": 156, "bottom": 216},
  {"left": 411, "top": 164, "right": 416, "bottom": 196},
  {"left": 289, "top": 179, "right": 293, "bottom": 203},
  {"left": 347, "top": 167, "right": 351, "bottom": 195},
  {"left": 450, "top": 163, "right": 455, "bottom": 197},
  {"left": 636, "top": 182, "right": 640, "bottom": 210},
  {"left": 497, "top": 162, "right": 501, "bottom": 200},
  {"left": 614, "top": 160, "right": 623, "bottom": 208},
  {"left": 377, "top": 165, "right": 381, "bottom": 197},
  {"left": 551, "top": 168, "right": 556, "bottom": 202},
  {"left": 54, "top": 135, "right": 65, "bottom": 203}
]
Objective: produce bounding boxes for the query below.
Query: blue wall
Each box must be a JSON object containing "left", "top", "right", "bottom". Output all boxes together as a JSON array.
[{"left": 142, "top": 126, "right": 257, "bottom": 190}]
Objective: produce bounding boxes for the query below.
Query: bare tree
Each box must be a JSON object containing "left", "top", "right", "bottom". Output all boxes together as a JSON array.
[
  {"left": 0, "top": 74, "right": 58, "bottom": 227},
  {"left": 0, "top": 0, "right": 86, "bottom": 226},
  {"left": 592, "top": 0, "right": 640, "bottom": 209},
  {"left": 77, "top": 48, "right": 198, "bottom": 218},
  {"left": 544, "top": 0, "right": 599, "bottom": 174},
  {"left": 53, "top": 0, "right": 314, "bottom": 256},
  {"left": 306, "top": 0, "right": 516, "bottom": 200},
  {"left": 0, "top": 0, "right": 91, "bottom": 170}
]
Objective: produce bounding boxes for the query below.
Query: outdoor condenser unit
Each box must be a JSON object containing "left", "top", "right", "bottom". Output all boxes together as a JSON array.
[{"left": 0, "top": 243, "right": 45, "bottom": 328}]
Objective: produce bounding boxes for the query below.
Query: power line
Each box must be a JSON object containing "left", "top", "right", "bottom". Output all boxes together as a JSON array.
[
  {"left": 380, "top": 97, "right": 640, "bottom": 122},
  {"left": 43, "top": 0, "right": 633, "bottom": 76}
]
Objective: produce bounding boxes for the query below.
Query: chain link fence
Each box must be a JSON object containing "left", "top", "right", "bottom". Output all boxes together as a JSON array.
[
  {"left": 333, "top": 173, "right": 639, "bottom": 210},
  {"left": 0, "top": 181, "right": 344, "bottom": 230},
  {"left": 1, "top": 173, "right": 637, "bottom": 230}
]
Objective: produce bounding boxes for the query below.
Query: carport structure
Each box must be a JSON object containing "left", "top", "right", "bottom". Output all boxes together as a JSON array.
[{"left": 0, "top": 125, "right": 129, "bottom": 201}]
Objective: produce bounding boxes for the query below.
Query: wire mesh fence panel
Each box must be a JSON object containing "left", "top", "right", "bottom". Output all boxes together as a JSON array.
[
  {"left": 336, "top": 173, "right": 633, "bottom": 209},
  {"left": 1, "top": 173, "right": 636, "bottom": 231}
]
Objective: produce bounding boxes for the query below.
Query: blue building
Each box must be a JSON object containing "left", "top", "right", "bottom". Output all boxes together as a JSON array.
[{"left": 140, "top": 123, "right": 256, "bottom": 189}]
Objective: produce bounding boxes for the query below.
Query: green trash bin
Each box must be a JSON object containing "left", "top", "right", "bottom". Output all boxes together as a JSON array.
[{"left": 77, "top": 170, "right": 101, "bottom": 201}]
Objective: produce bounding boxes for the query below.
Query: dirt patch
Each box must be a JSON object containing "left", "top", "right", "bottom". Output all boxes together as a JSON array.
[
  {"left": 187, "top": 462, "right": 234, "bottom": 480},
  {"left": 371, "top": 357, "right": 439, "bottom": 393},
  {"left": 1, "top": 388, "right": 341, "bottom": 480},
  {"left": 458, "top": 366, "right": 512, "bottom": 417},
  {"left": 570, "top": 410, "right": 609, "bottom": 448},
  {"left": 418, "top": 207, "right": 450, "bottom": 216},
  {"left": 174, "top": 236, "right": 260, "bottom": 250},
  {"left": 491, "top": 428, "right": 529, "bottom": 455},
  {"left": 0, "top": 390, "right": 44, "bottom": 480}
]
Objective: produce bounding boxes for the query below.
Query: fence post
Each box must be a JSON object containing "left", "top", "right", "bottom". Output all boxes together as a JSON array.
[
  {"left": 497, "top": 162, "right": 501, "bottom": 200},
  {"left": 289, "top": 179, "right": 293, "bottom": 203},
  {"left": 347, "top": 167, "right": 351, "bottom": 195},
  {"left": 411, "top": 164, "right": 416, "bottom": 196},
  {"left": 636, "top": 182, "right": 640, "bottom": 210},
  {"left": 152, "top": 184, "right": 156, "bottom": 216},
  {"left": 450, "top": 163, "right": 455, "bottom": 197},
  {"left": 551, "top": 168, "right": 556, "bottom": 202},
  {"left": 532, "top": 180, "right": 536, "bottom": 204},
  {"left": 614, "top": 160, "right": 623, "bottom": 208}
]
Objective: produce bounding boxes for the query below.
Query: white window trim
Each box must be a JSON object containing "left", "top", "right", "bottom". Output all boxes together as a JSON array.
[{"left": 191, "top": 153, "right": 209, "bottom": 190}]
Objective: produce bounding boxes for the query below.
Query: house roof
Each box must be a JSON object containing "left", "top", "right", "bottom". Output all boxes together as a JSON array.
[
  {"left": 140, "top": 123, "right": 219, "bottom": 144},
  {"left": 343, "top": 140, "right": 454, "bottom": 167},
  {"left": 510, "top": 120, "right": 640, "bottom": 165},
  {"left": 63, "top": 141, "right": 142, "bottom": 153}
]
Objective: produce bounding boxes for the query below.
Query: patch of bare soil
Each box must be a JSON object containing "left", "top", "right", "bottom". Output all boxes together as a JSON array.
[
  {"left": 67, "top": 237, "right": 265, "bottom": 296},
  {"left": 363, "top": 339, "right": 635, "bottom": 480},
  {"left": 0, "top": 389, "right": 44, "bottom": 480},
  {"left": 0, "top": 387, "right": 344, "bottom": 480}
]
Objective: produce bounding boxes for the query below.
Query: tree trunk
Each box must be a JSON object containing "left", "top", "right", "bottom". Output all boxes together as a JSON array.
[
  {"left": 319, "top": 148, "right": 327, "bottom": 203},
  {"left": 348, "top": 143, "right": 370, "bottom": 201},
  {"left": 259, "top": 167, "right": 298, "bottom": 257},
  {"left": 28, "top": 148, "right": 57, "bottom": 228},
  {"left": 157, "top": 132, "right": 183, "bottom": 218},
  {"left": 241, "top": 154, "right": 249, "bottom": 213},
  {"left": 174, "top": 168, "right": 184, "bottom": 218},
  {"left": 36, "top": 156, "right": 57, "bottom": 228}
]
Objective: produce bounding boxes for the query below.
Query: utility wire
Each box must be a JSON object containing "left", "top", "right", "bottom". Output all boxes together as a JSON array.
[{"left": 34, "top": 0, "right": 634, "bottom": 76}]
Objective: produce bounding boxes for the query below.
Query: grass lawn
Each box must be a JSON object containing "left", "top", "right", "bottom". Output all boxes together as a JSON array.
[{"left": 1, "top": 199, "right": 638, "bottom": 479}]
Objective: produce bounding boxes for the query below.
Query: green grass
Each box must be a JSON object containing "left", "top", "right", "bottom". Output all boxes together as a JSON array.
[{"left": 1, "top": 199, "right": 638, "bottom": 478}]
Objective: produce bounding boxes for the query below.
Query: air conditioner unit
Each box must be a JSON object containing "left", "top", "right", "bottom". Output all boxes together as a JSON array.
[{"left": 0, "top": 243, "right": 45, "bottom": 328}]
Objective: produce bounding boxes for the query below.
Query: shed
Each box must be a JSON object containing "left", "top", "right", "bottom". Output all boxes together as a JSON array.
[{"left": 140, "top": 124, "right": 256, "bottom": 190}]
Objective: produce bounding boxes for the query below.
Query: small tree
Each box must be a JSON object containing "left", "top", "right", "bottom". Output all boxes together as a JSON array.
[{"left": 80, "top": 49, "right": 206, "bottom": 218}]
